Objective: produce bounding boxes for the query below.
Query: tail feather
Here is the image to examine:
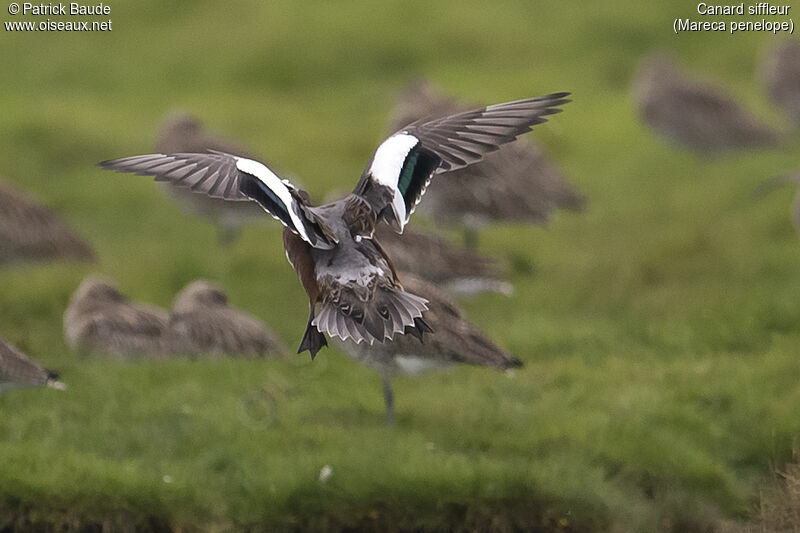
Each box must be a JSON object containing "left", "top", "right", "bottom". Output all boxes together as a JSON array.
[
  {"left": 326, "top": 307, "right": 341, "bottom": 339},
  {"left": 363, "top": 311, "right": 386, "bottom": 342},
  {"left": 352, "top": 319, "right": 372, "bottom": 344},
  {"left": 313, "top": 285, "right": 429, "bottom": 345},
  {"left": 341, "top": 315, "right": 358, "bottom": 342},
  {"left": 391, "top": 291, "right": 417, "bottom": 325},
  {"left": 404, "top": 316, "right": 433, "bottom": 342},
  {"left": 385, "top": 304, "right": 404, "bottom": 336}
]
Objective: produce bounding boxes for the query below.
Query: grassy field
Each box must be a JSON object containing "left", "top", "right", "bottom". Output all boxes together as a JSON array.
[{"left": 2, "top": 1, "right": 800, "bottom": 530}]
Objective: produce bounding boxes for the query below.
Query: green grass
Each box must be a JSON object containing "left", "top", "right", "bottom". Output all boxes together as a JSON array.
[{"left": 2, "top": 1, "right": 800, "bottom": 530}]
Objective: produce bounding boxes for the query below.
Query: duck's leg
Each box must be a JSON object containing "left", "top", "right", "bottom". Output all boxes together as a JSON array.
[
  {"left": 382, "top": 374, "right": 395, "bottom": 426},
  {"left": 298, "top": 308, "right": 327, "bottom": 359}
]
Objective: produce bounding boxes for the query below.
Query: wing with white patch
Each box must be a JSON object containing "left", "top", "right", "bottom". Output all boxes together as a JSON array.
[
  {"left": 100, "top": 152, "right": 335, "bottom": 248},
  {"left": 353, "top": 92, "right": 571, "bottom": 232}
]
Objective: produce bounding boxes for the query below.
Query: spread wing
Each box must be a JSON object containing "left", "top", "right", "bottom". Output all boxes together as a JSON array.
[
  {"left": 0, "top": 335, "right": 61, "bottom": 390},
  {"left": 352, "top": 92, "right": 571, "bottom": 232},
  {"left": 99, "top": 152, "right": 335, "bottom": 249}
]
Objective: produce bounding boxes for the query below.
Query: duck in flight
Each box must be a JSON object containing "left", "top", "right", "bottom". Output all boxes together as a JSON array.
[{"left": 101, "top": 93, "right": 571, "bottom": 358}]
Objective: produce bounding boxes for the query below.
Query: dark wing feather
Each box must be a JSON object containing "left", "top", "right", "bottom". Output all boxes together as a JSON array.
[
  {"left": 353, "top": 93, "right": 571, "bottom": 231},
  {"left": 0, "top": 335, "right": 57, "bottom": 389},
  {"left": 406, "top": 93, "right": 571, "bottom": 173},
  {"left": 100, "top": 152, "right": 334, "bottom": 248}
]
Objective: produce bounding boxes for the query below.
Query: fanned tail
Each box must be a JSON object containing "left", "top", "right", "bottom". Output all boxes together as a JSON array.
[
  {"left": 312, "top": 285, "right": 430, "bottom": 345},
  {"left": 403, "top": 316, "right": 433, "bottom": 342}
]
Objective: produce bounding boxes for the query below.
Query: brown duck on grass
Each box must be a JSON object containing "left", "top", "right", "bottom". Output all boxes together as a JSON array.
[
  {"left": 633, "top": 54, "right": 780, "bottom": 153},
  {"left": 101, "top": 92, "right": 571, "bottom": 361},
  {"left": 0, "top": 179, "right": 94, "bottom": 265},
  {"left": 0, "top": 335, "right": 65, "bottom": 393},
  {"left": 164, "top": 280, "right": 288, "bottom": 358},
  {"left": 155, "top": 111, "right": 272, "bottom": 244},
  {"left": 389, "top": 80, "right": 585, "bottom": 247},
  {"left": 63, "top": 276, "right": 170, "bottom": 357},
  {"left": 332, "top": 272, "right": 521, "bottom": 424}
]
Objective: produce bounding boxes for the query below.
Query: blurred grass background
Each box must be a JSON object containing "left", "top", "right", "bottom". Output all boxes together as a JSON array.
[{"left": 1, "top": 0, "right": 800, "bottom": 530}]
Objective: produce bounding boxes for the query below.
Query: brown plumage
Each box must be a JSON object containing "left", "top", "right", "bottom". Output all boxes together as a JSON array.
[
  {"left": 0, "top": 180, "right": 94, "bottom": 265},
  {"left": 164, "top": 280, "right": 288, "bottom": 358},
  {"left": 389, "top": 79, "right": 585, "bottom": 228},
  {"left": 333, "top": 272, "right": 521, "bottom": 424},
  {"left": 633, "top": 54, "right": 780, "bottom": 152},
  {"left": 155, "top": 111, "right": 270, "bottom": 244},
  {"left": 762, "top": 41, "right": 800, "bottom": 127},
  {"left": 63, "top": 276, "right": 169, "bottom": 357},
  {"left": 0, "top": 335, "right": 65, "bottom": 393}
]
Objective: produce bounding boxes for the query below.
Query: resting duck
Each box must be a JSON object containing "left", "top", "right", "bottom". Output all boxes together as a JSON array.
[
  {"left": 164, "top": 280, "right": 288, "bottom": 358},
  {"left": 0, "top": 179, "right": 94, "bottom": 265},
  {"left": 101, "top": 93, "right": 570, "bottom": 358},
  {"left": 633, "top": 54, "right": 779, "bottom": 152},
  {"left": 372, "top": 224, "right": 512, "bottom": 296},
  {"left": 0, "top": 335, "right": 65, "bottom": 393},
  {"left": 64, "top": 276, "right": 170, "bottom": 357}
]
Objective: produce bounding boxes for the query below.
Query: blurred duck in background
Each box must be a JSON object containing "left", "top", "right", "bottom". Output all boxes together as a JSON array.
[
  {"left": 164, "top": 280, "right": 288, "bottom": 358},
  {"left": 0, "top": 334, "right": 65, "bottom": 393},
  {"left": 332, "top": 273, "right": 521, "bottom": 425},
  {"left": 155, "top": 111, "right": 272, "bottom": 244},
  {"left": 63, "top": 276, "right": 169, "bottom": 357},
  {"left": 633, "top": 54, "right": 780, "bottom": 152},
  {"left": 761, "top": 40, "right": 800, "bottom": 128},
  {"left": 0, "top": 179, "right": 94, "bottom": 266},
  {"left": 389, "top": 79, "right": 585, "bottom": 248},
  {"left": 373, "top": 224, "right": 512, "bottom": 296}
]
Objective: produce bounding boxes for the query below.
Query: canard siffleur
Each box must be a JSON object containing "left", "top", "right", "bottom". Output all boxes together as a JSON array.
[{"left": 101, "top": 93, "right": 570, "bottom": 358}]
